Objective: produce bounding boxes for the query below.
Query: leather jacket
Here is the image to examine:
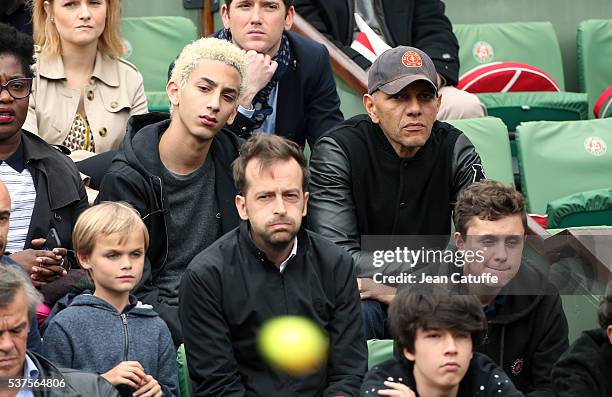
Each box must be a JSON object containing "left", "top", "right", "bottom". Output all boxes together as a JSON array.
[
  {"left": 27, "top": 351, "right": 119, "bottom": 397},
  {"left": 308, "top": 116, "right": 484, "bottom": 272}
]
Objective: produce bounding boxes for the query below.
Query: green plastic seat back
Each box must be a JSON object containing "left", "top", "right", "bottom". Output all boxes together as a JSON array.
[
  {"left": 121, "top": 16, "right": 199, "bottom": 112},
  {"left": 477, "top": 92, "right": 588, "bottom": 131},
  {"left": 453, "top": 22, "right": 565, "bottom": 90},
  {"left": 367, "top": 339, "right": 394, "bottom": 369},
  {"left": 546, "top": 187, "right": 612, "bottom": 228},
  {"left": 577, "top": 19, "right": 612, "bottom": 117},
  {"left": 177, "top": 344, "right": 192, "bottom": 397},
  {"left": 446, "top": 117, "right": 514, "bottom": 185},
  {"left": 516, "top": 118, "right": 612, "bottom": 213}
]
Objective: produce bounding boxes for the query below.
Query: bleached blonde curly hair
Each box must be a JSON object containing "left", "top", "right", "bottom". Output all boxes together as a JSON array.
[{"left": 170, "top": 37, "right": 248, "bottom": 101}]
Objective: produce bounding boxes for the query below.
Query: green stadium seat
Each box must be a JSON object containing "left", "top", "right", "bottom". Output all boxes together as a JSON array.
[
  {"left": 453, "top": 22, "right": 588, "bottom": 133},
  {"left": 577, "top": 19, "right": 612, "bottom": 117},
  {"left": 447, "top": 117, "right": 514, "bottom": 185},
  {"left": 515, "top": 118, "right": 612, "bottom": 213},
  {"left": 546, "top": 187, "right": 612, "bottom": 228},
  {"left": 453, "top": 22, "right": 566, "bottom": 89},
  {"left": 367, "top": 339, "right": 394, "bottom": 369},
  {"left": 177, "top": 344, "right": 192, "bottom": 397},
  {"left": 120, "top": 16, "right": 199, "bottom": 112},
  {"left": 477, "top": 92, "right": 589, "bottom": 132}
]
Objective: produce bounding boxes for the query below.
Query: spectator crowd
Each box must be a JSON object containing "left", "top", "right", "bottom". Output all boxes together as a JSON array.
[{"left": 0, "top": 1, "right": 610, "bottom": 397}]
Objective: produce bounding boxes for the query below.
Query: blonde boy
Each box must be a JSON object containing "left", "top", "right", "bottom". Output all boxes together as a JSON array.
[{"left": 42, "top": 202, "right": 179, "bottom": 397}]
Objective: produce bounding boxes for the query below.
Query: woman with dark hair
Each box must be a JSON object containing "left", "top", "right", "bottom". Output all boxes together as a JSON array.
[{"left": 25, "top": 0, "right": 147, "bottom": 160}]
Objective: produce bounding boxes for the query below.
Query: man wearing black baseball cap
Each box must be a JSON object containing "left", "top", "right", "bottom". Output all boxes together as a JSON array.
[{"left": 308, "top": 46, "right": 486, "bottom": 339}]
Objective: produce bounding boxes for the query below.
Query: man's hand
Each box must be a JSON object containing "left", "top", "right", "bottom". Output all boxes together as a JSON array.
[
  {"left": 378, "top": 380, "right": 416, "bottom": 396},
  {"left": 10, "top": 238, "right": 67, "bottom": 287},
  {"left": 357, "top": 278, "right": 397, "bottom": 305},
  {"left": 133, "top": 375, "right": 162, "bottom": 397},
  {"left": 101, "top": 361, "right": 147, "bottom": 389},
  {"left": 239, "top": 50, "right": 278, "bottom": 109}
]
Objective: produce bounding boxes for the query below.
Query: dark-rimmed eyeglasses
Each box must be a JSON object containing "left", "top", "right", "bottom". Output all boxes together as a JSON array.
[{"left": 0, "top": 78, "right": 33, "bottom": 100}]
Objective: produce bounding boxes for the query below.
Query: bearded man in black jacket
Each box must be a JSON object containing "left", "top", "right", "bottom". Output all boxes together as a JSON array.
[{"left": 180, "top": 134, "right": 367, "bottom": 397}]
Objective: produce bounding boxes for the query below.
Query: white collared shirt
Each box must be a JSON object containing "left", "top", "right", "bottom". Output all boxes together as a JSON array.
[
  {"left": 279, "top": 238, "right": 298, "bottom": 273},
  {"left": 16, "top": 354, "right": 39, "bottom": 397}
]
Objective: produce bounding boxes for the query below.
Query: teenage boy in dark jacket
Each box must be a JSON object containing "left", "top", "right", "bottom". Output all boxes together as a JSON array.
[
  {"left": 180, "top": 134, "right": 367, "bottom": 397},
  {"left": 361, "top": 287, "right": 523, "bottom": 397},
  {"left": 451, "top": 181, "right": 568, "bottom": 396},
  {"left": 552, "top": 283, "right": 612, "bottom": 396},
  {"left": 97, "top": 38, "right": 247, "bottom": 345}
]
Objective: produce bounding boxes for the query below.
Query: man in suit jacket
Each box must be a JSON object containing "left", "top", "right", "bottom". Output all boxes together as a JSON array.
[
  {"left": 294, "top": 0, "right": 485, "bottom": 120},
  {"left": 217, "top": 0, "right": 344, "bottom": 147}
]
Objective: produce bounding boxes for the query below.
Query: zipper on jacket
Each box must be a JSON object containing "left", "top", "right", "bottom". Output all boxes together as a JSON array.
[
  {"left": 121, "top": 314, "right": 129, "bottom": 361},
  {"left": 281, "top": 273, "right": 289, "bottom": 315}
]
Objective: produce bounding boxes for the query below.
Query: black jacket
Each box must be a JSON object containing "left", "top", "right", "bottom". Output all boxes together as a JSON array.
[
  {"left": 413, "top": 261, "right": 569, "bottom": 397},
  {"left": 474, "top": 265, "right": 569, "bottom": 397},
  {"left": 552, "top": 328, "right": 612, "bottom": 397},
  {"left": 308, "top": 115, "right": 484, "bottom": 272},
  {"left": 224, "top": 31, "right": 343, "bottom": 147},
  {"left": 97, "top": 113, "right": 241, "bottom": 345},
  {"left": 360, "top": 353, "right": 524, "bottom": 396},
  {"left": 19, "top": 130, "right": 88, "bottom": 268},
  {"left": 179, "top": 222, "right": 368, "bottom": 396},
  {"left": 294, "top": 0, "right": 460, "bottom": 85},
  {"left": 26, "top": 351, "right": 119, "bottom": 396}
]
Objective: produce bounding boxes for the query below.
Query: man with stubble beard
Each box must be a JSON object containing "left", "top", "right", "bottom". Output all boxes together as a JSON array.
[{"left": 180, "top": 134, "right": 367, "bottom": 396}]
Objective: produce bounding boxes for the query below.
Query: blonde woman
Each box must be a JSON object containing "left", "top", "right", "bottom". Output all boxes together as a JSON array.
[{"left": 25, "top": 0, "right": 147, "bottom": 158}]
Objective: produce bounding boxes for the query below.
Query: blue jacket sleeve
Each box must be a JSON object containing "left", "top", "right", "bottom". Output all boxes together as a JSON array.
[
  {"left": 27, "top": 314, "right": 42, "bottom": 354},
  {"left": 156, "top": 320, "right": 180, "bottom": 397},
  {"left": 41, "top": 319, "right": 74, "bottom": 368}
]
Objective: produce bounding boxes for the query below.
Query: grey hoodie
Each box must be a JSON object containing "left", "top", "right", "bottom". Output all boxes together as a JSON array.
[{"left": 41, "top": 293, "right": 179, "bottom": 397}]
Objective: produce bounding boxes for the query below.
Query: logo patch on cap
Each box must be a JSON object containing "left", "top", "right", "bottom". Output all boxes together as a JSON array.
[
  {"left": 402, "top": 51, "right": 423, "bottom": 68},
  {"left": 584, "top": 137, "right": 607, "bottom": 156},
  {"left": 473, "top": 41, "right": 494, "bottom": 64}
]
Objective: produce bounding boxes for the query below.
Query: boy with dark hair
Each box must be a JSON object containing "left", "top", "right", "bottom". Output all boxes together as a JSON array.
[
  {"left": 552, "top": 283, "right": 612, "bottom": 396},
  {"left": 361, "top": 287, "right": 522, "bottom": 396},
  {"left": 42, "top": 202, "right": 179, "bottom": 397},
  {"left": 452, "top": 181, "right": 568, "bottom": 396}
]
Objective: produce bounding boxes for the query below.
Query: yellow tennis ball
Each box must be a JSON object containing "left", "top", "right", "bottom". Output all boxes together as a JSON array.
[{"left": 258, "top": 316, "right": 328, "bottom": 376}]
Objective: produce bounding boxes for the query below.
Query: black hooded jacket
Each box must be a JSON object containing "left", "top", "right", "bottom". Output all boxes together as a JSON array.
[
  {"left": 97, "top": 113, "right": 242, "bottom": 345},
  {"left": 414, "top": 261, "right": 569, "bottom": 396},
  {"left": 179, "top": 222, "right": 367, "bottom": 397},
  {"left": 552, "top": 328, "right": 612, "bottom": 396},
  {"left": 473, "top": 265, "right": 569, "bottom": 397},
  {"left": 360, "top": 353, "right": 524, "bottom": 396}
]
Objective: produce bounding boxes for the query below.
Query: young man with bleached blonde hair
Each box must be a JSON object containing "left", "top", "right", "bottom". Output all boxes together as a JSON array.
[{"left": 98, "top": 37, "right": 247, "bottom": 346}]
